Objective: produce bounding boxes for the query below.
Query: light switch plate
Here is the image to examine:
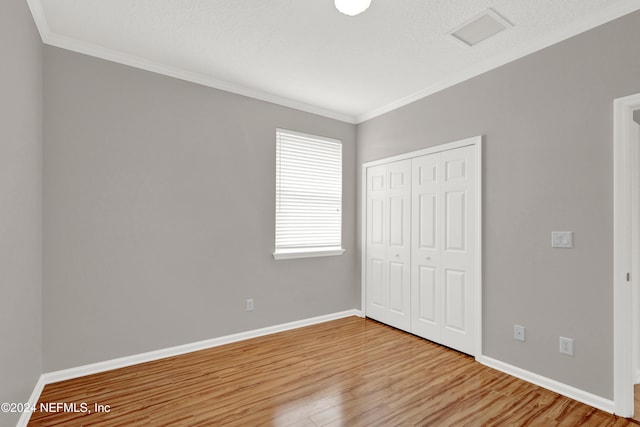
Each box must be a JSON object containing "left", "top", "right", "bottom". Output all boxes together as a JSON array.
[{"left": 551, "top": 231, "right": 573, "bottom": 248}]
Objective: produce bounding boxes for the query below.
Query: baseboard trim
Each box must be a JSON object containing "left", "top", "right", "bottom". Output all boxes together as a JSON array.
[
  {"left": 44, "top": 309, "right": 363, "bottom": 385},
  {"left": 17, "top": 309, "right": 362, "bottom": 426},
  {"left": 23, "top": 314, "right": 614, "bottom": 425},
  {"left": 476, "top": 355, "right": 615, "bottom": 414},
  {"left": 16, "top": 375, "right": 46, "bottom": 427}
]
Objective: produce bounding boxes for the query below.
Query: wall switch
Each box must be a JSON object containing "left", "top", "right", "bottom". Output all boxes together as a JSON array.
[
  {"left": 559, "top": 336, "right": 574, "bottom": 356},
  {"left": 514, "top": 325, "right": 526, "bottom": 342},
  {"left": 246, "top": 298, "right": 254, "bottom": 311},
  {"left": 552, "top": 231, "right": 573, "bottom": 248}
]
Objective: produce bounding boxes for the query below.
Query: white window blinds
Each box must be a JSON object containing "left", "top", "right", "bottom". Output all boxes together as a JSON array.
[{"left": 275, "top": 129, "right": 344, "bottom": 259}]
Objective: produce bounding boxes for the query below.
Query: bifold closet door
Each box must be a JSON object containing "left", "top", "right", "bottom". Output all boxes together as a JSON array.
[
  {"left": 365, "top": 160, "right": 411, "bottom": 332},
  {"left": 411, "top": 145, "right": 476, "bottom": 355}
]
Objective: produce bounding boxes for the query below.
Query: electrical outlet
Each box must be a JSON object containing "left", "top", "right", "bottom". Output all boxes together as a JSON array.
[
  {"left": 514, "top": 325, "right": 525, "bottom": 342},
  {"left": 559, "top": 336, "right": 574, "bottom": 356},
  {"left": 246, "top": 298, "right": 254, "bottom": 311},
  {"left": 551, "top": 231, "right": 573, "bottom": 248}
]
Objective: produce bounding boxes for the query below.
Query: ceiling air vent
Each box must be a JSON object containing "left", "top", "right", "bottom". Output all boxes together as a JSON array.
[{"left": 449, "top": 8, "right": 512, "bottom": 46}]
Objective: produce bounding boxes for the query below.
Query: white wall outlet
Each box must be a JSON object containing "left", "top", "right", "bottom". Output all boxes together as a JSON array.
[
  {"left": 514, "top": 325, "right": 525, "bottom": 342},
  {"left": 246, "top": 298, "right": 254, "bottom": 311},
  {"left": 552, "top": 231, "right": 573, "bottom": 248},
  {"left": 559, "top": 336, "right": 574, "bottom": 356}
]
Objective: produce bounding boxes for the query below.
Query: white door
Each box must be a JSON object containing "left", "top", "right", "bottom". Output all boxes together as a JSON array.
[
  {"left": 440, "top": 146, "right": 476, "bottom": 354},
  {"left": 411, "top": 145, "right": 476, "bottom": 355},
  {"left": 366, "top": 164, "right": 388, "bottom": 323},
  {"left": 365, "top": 160, "right": 411, "bottom": 331},
  {"left": 386, "top": 160, "right": 411, "bottom": 331},
  {"left": 411, "top": 153, "right": 441, "bottom": 341}
]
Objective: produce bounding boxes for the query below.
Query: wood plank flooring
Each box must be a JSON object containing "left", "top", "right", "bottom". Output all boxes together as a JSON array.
[{"left": 29, "top": 317, "right": 635, "bottom": 426}]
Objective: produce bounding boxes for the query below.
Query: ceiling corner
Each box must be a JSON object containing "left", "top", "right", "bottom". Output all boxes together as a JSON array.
[
  {"left": 24, "top": 0, "right": 357, "bottom": 125},
  {"left": 26, "top": 0, "right": 51, "bottom": 43}
]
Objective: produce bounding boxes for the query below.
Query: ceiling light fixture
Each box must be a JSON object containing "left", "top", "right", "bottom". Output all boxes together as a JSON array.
[{"left": 334, "top": 0, "right": 371, "bottom": 16}]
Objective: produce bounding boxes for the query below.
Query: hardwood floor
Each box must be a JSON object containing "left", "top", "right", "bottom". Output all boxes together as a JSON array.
[{"left": 29, "top": 317, "right": 635, "bottom": 426}]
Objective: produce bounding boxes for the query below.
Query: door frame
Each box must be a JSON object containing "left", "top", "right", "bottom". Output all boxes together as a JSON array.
[
  {"left": 613, "top": 93, "right": 640, "bottom": 417},
  {"left": 633, "top": 120, "right": 640, "bottom": 387},
  {"left": 360, "top": 135, "right": 483, "bottom": 357}
]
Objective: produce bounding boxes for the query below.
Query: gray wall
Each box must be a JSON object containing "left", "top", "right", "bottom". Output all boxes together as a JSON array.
[
  {"left": 634, "top": 109, "right": 640, "bottom": 125},
  {"left": 0, "top": 1, "right": 43, "bottom": 426},
  {"left": 26, "top": 0, "right": 640, "bottom": 405},
  {"left": 43, "top": 47, "right": 358, "bottom": 371},
  {"left": 358, "top": 11, "right": 640, "bottom": 399}
]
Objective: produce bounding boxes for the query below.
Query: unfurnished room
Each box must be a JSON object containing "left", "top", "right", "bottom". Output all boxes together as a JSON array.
[{"left": 3, "top": 0, "right": 640, "bottom": 426}]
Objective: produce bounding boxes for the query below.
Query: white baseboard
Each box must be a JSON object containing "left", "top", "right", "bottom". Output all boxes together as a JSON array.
[
  {"left": 21, "top": 313, "right": 614, "bottom": 426},
  {"left": 17, "top": 309, "right": 363, "bottom": 426},
  {"left": 476, "top": 355, "right": 615, "bottom": 414},
  {"left": 44, "top": 309, "right": 363, "bottom": 384},
  {"left": 16, "top": 375, "right": 46, "bottom": 427}
]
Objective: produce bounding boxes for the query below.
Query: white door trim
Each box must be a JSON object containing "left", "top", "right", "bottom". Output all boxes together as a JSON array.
[
  {"left": 613, "top": 93, "right": 640, "bottom": 417},
  {"left": 361, "top": 135, "right": 483, "bottom": 357},
  {"left": 632, "top": 119, "right": 640, "bottom": 385}
]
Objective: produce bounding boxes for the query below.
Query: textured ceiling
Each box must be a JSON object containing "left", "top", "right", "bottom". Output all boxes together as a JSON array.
[{"left": 27, "top": 0, "right": 640, "bottom": 123}]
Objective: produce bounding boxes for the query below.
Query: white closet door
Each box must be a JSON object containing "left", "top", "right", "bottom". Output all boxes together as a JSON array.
[
  {"left": 366, "top": 164, "right": 388, "bottom": 323},
  {"left": 365, "top": 160, "right": 411, "bottom": 331},
  {"left": 411, "top": 153, "right": 442, "bottom": 341},
  {"left": 439, "top": 145, "right": 476, "bottom": 355},
  {"left": 411, "top": 145, "right": 476, "bottom": 355},
  {"left": 366, "top": 142, "right": 477, "bottom": 355},
  {"left": 385, "top": 160, "right": 411, "bottom": 331}
]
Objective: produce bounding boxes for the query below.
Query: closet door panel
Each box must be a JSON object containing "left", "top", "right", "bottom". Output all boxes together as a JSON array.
[
  {"left": 366, "top": 164, "right": 387, "bottom": 323},
  {"left": 385, "top": 160, "right": 411, "bottom": 332},
  {"left": 411, "top": 154, "right": 441, "bottom": 340},
  {"left": 440, "top": 146, "right": 476, "bottom": 355},
  {"left": 369, "top": 258, "right": 385, "bottom": 313},
  {"left": 418, "top": 194, "right": 437, "bottom": 249},
  {"left": 417, "top": 265, "right": 437, "bottom": 324},
  {"left": 445, "top": 191, "right": 466, "bottom": 252},
  {"left": 444, "top": 268, "right": 466, "bottom": 332},
  {"left": 388, "top": 261, "right": 407, "bottom": 312},
  {"left": 389, "top": 195, "right": 406, "bottom": 247}
]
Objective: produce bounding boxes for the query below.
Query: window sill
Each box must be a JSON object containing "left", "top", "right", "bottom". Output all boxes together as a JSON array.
[{"left": 273, "top": 248, "right": 345, "bottom": 260}]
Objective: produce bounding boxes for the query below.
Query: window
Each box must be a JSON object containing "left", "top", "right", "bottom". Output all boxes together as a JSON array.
[{"left": 274, "top": 128, "right": 344, "bottom": 260}]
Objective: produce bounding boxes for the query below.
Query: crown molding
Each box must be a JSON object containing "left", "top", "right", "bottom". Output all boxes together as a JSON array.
[
  {"left": 26, "top": 0, "right": 49, "bottom": 40},
  {"left": 25, "top": 0, "right": 357, "bottom": 124},
  {"left": 356, "top": 0, "right": 640, "bottom": 123},
  {"left": 26, "top": 0, "right": 640, "bottom": 126}
]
